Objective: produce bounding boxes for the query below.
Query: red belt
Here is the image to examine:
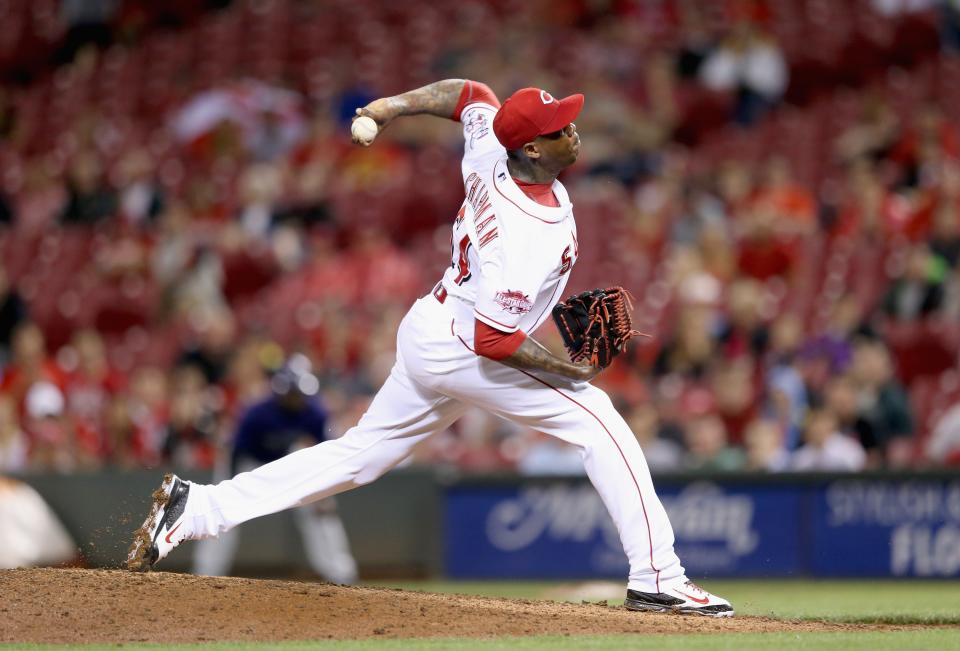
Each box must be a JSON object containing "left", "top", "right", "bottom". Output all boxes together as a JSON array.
[{"left": 433, "top": 282, "right": 447, "bottom": 304}]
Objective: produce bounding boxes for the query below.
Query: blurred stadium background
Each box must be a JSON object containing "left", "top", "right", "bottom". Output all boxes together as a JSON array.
[{"left": 0, "top": 0, "right": 959, "bottom": 589}]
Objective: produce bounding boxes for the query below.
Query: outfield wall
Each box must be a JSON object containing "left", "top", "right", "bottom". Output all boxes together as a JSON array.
[
  {"left": 445, "top": 473, "right": 960, "bottom": 580},
  {"left": 11, "top": 470, "right": 960, "bottom": 579}
]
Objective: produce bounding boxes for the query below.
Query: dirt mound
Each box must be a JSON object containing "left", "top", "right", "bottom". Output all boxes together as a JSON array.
[{"left": 0, "top": 568, "right": 898, "bottom": 644}]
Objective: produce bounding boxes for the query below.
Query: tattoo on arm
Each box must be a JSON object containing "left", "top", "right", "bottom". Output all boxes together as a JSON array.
[
  {"left": 387, "top": 79, "right": 466, "bottom": 120},
  {"left": 499, "top": 336, "right": 595, "bottom": 382}
]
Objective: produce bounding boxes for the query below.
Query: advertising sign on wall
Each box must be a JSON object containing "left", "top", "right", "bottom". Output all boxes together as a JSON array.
[
  {"left": 811, "top": 479, "right": 960, "bottom": 577},
  {"left": 444, "top": 477, "right": 960, "bottom": 579}
]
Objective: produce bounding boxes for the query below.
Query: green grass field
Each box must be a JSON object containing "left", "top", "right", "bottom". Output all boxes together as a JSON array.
[
  {"left": 376, "top": 578, "right": 960, "bottom": 624},
  {"left": 4, "top": 579, "right": 958, "bottom": 651}
]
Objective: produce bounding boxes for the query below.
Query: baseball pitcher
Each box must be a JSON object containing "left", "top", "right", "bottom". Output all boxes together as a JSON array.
[{"left": 127, "top": 79, "right": 733, "bottom": 617}]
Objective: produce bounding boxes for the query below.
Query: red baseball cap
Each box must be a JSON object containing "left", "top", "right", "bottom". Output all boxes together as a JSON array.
[{"left": 492, "top": 87, "right": 584, "bottom": 151}]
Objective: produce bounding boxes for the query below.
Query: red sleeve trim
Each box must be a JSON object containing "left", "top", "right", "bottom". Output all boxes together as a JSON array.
[
  {"left": 452, "top": 81, "right": 501, "bottom": 122},
  {"left": 474, "top": 308, "right": 519, "bottom": 331},
  {"left": 474, "top": 319, "right": 526, "bottom": 360}
]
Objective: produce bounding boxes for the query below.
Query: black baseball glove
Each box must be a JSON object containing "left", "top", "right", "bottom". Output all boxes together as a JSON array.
[{"left": 552, "top": 286, "right": 643, "bottom": 368}]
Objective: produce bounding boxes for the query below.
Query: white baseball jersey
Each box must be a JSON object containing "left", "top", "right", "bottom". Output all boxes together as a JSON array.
[
  {"left": 178, "top": 86, "right": 688, "bottom": 596},
  {"left": 438, "top": 100, "right": 579, "bottom": 336}
]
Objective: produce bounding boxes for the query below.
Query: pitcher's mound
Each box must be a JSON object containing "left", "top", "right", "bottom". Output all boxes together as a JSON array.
[{"left": 1, "top": 568, "right": 873, "bottom": 644}]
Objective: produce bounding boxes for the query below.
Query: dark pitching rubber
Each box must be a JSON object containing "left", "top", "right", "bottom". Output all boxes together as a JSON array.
[{"left": 624, "top": 589, "right": 734, "bottom": 617}]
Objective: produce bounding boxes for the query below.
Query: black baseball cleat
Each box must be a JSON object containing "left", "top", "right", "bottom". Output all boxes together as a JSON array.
[
  {"left": 625, "top": 581, "right": 734, "bottom": 617},
  {"left": 126, "top": 474, "right": 192, "bottom": 572}
]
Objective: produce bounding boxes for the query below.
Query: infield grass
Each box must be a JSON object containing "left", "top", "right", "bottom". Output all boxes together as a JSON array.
[
  {"left": 3, "top": 630, "right": 959, "bottom": 650},
  {"left": 373, "top": 578, "right": 960, "bottom": 624}
]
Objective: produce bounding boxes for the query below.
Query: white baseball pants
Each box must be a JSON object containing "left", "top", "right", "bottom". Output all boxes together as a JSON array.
[
  {"left": 191, "top": 459, "right": 358, "bottom": 584},
  {"left": 184, "top": 295, "right": 685, "bottom": 593}
]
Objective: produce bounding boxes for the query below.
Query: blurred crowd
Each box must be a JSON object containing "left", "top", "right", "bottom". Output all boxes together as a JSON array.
[{"left": 1, "top": 0, "right": 960, "bottom": 477}]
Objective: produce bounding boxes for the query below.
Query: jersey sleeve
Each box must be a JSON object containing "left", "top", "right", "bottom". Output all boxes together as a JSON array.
[
  {"left": 457, "top": 81, "right": 504, "bottom": 166},
  {"left": 451, "top": 81, "right": 501, "bottom": 121},
  {"left": 472, "top": 237, "right": 548, "bottom": 334},
  {"left": 474, "top": 319, "right": 526, "bottom": 360}
]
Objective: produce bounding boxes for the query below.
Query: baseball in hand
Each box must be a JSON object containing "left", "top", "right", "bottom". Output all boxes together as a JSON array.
[{"left": 351, "top": 115, "right": 379, "bottom": 145}]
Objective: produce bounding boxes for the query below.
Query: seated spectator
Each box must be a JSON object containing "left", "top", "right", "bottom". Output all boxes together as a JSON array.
[
  {"left": 55, "top": 2, "right": 118, "bottom": 64},
  {"left": 683, "top": 413, "right": 746, "bottom": 472},
  {"left": 711, "top": 357, "right": 759, "bottom": 445},
  {"left": 944, "top": 260, "right": 960, "bottom": 322},
  {"left": 829, "top": 157, "right": 901, "bottom": 239},
  {"left": 58, "top": 151, "right": 118, "bottom": 225},
  {"left": 0, "top": 267, "right": 28, "bottom": 365},
  {"left": 236, "top": 163, "right": 286, "bottom": 240},
  {"left": 627, "top": 404, "right": 684, "bottom": 472},
  {"left": 101, "top": 395, "right": 141, "bottom": 469},
  {"left": 943, "top": 0, "right": 960, "bottom": 51},
  {"left": 61, "top": 329, "right": 126, "bottom": 462},
  {"left": 0, "top": 190, "right": 13, "bottom": 226},
  {"left": 764, "top": 313, "right": 808, "bottom": 449},
  {"left": 736, "top": 207, "right": 795, "bottom": 281},
  {"left": 824, "top": 294, "right": 876, "bottom": 344},
  {"left": 23, "top": 381, "right": 78, "bottom": 472},
  {"left": 0, "top": 395, "right": 27, "bottom": 473},
  {"left": 716, "top": 277, "right": 769, "bottom": 360},
  {"left": 791, "top": 409, "right": 867, "bottom": 472},
  {"left": 177, "top": 306, "right": 238, "bottom": 385},
  {"left": 672, "top": 183, "right": 728, "bottom": 247},
  {"left": 849, "top": 340, "right": 914, "bottom": 464},
  {"left": 273, "top": 159, "right": 334, "bottom": 233},
  {"left": 0, "top": 322, "right": 65, "bottom": 408},
  {"left": 749, "top": 157, "right": 817, "bottom": 238},
  {"left": 653, "top": 306, "right": 716, "bottom": 380},
  {"left": 125, "top": 365, "right": 170, "bottom": 467},
  {"left": 835, "top": 95, "right": 900, "bottom": 165},
  {"left": 116, "top": 148, "right": 165, "bottom": 228},
  {"left": 716, "top": 160, "right": 754, "bottom": 215},
  {"left": 888, "top": 103, "right": 959, "bottom": 190},
  {"left": 674, "top": 2, "right": 713, "bottom": 79},
  {"left": 743, "top": 418, "right": 790, "bottom": 472},
  {"left": 882, "top": 243, "right": 946, "bottom": 320},
  {"left": 926, "top": 402, "right": 960, "bottom": 466},
  {"left": 930, "top": 200, "right": 960, "bottom": 269},
  {"left": 823, "top": 374, "right": 865, "bottom": 440},
  {"left": 699, "top": 22, "right": 788, "bottom": 125},
  {"left": 0, "top": 87, "right": 13, "bottom": 140},
  {"left": 161, "top": 365, "right": 221, "bottom": 470},
  {"left": 697, "top": 223, "right": 737, "bottom": 283}
]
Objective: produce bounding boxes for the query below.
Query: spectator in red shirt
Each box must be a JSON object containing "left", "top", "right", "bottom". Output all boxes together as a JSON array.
[
  {"left": 737, "top": 207, "right": 795, "bottom": 281},
  {"left": 125, "top": 366, "right": 170, "bottom": 467},
  {"left": 749, "top": 156, "right": 816, "bottom": 238},
  {"left": 830, "top": 158, "right": 915, "bottom": 240},
  {"left": 889, "top": 103, "right": 960, "bottom": 190},
  {"left": 23, "top": 381, "right": 76, "bottom": 472},
  {"left": 0, "top": 322, "right": 65, "bottom": 411},
  {"left": 61, "top": 329, "right": 126, "bottom": 463},
  {"left": 710, "top": 357, "right": 759, "bottom": 445}
]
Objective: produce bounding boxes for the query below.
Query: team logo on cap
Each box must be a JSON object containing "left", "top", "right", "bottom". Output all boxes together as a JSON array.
[
  {"left": 539, "top": 90, "right": 555, "bottom": 105},
  {"left": 495, "top": 290, "right": 533, "bottom": 314}
]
